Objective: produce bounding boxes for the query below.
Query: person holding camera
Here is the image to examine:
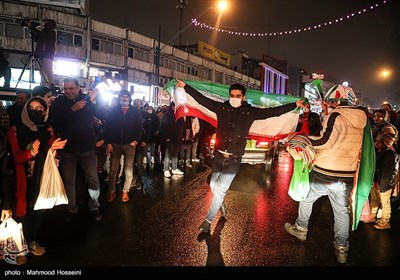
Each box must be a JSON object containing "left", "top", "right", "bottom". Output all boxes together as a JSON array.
[
  {"left": 0, "top": 47, "right": 11, "bottom": 88},
  {"left": 26, "top": 19, "right": 56, "bottom": 88}
]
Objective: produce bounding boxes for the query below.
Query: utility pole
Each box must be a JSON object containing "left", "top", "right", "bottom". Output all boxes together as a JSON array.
[{"left": 176, "top": 0, "right": 188, "bottom": 45}]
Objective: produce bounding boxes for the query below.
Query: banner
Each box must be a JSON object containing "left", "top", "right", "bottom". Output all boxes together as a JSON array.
[{"left": 164, "top": 79, "right": 307, "bottom": 142}]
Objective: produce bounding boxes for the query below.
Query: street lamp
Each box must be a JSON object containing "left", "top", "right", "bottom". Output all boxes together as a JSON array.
[
  {"left": 163, "top": 1, "right": 227, "bottom": 50},
  {"left": 153, "top": 1, "right": 227, "bottom": 105},
  {"left": 176, "top": 0, "right": 188, "bottom": 45}
]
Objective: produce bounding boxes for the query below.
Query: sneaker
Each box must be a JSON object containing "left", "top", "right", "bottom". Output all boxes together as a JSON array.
[
  {"left": 334, "top": 242, "right": 348, "bottom": 264},
  {"left": 28, "top": 241, "right": 46, "bottom": 256},
  {"left": 185, "top": 159, "right": 193, "bottom": 167},
  {"left": 192, "top": 158, "right": 200, "bottom": 162},
  {"left": 284, "top": 223, "right": 307, "bottom": 241},
  {"left": 199, "top": 220, "right": 211, "bottom": 233},
  {"left": 164, "top": 170, "right": 171, "bottom": 178},
  {"left": 220, "top": 201, "right": 227, "bottom": 218},
  {"left": 374, "top": 219, "right": 391, "bottom": 230},
  {"left": 172, "top": 169, "right": 184, "bottom": 175},
  {"left": 122, "top": 191, "right": 129, "bottom": 203},
  {"left": 92, "top": 210, "right": 102, "bottom": 221}
]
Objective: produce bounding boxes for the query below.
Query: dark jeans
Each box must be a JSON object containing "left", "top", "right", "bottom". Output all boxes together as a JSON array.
[{"left": 59, "top": 150, "right": 100, "bottom": 213}]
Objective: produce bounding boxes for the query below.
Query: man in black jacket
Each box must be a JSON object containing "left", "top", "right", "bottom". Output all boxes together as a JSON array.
[
  {"left": 104, "top": 91, "right": 143, "bottom": 203},
  {"left": 50, "top": 77, "right": 103, "bottom": 221},
  {"left": 176, "top": 79, "right": 306, "bottom": 233}
]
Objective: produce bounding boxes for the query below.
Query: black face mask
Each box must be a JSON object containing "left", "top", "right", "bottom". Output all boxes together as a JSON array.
[{"left": 28, "top": 110, "right": 45, "bottom": 125}]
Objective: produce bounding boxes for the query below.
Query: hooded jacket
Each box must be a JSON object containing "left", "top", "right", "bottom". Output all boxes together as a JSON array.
[{"left": 309, "top": 106, "right": 367, "bottom": 177}]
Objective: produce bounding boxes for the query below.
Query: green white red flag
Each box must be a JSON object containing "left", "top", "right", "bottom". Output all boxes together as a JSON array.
[
  {"left": 164, "top": 79, "right": 307, "bottom": 142},
  {"left": 350, "top": 121, "right": 375, "bottom": 231}
]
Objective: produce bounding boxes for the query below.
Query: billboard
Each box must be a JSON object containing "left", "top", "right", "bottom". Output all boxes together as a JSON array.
[{"left": 198, "top": 41, "right": 231, "bottom": 67}]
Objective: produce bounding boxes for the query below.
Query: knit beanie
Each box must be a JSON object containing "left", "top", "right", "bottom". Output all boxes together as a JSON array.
[{"left": 118, "top": 90, "right": 132, "bottom": 102}]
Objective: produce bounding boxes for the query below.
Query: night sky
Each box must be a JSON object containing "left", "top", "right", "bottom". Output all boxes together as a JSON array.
[{"left": 88, "top": 0, "right": 399, "bottom": 108}]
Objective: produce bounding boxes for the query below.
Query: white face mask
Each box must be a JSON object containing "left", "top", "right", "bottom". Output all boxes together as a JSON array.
[{"left": 229, "top": 97, "right": 242, "bottom": 108}]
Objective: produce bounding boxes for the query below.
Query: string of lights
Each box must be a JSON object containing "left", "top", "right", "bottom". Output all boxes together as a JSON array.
[{"left": 192, "top": 0, "right": 390, "bottom": 37}]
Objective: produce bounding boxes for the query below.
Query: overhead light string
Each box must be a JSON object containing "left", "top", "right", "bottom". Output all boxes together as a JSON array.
[{"left": 192, "top": 0, "right": 390, "bottom": 37}]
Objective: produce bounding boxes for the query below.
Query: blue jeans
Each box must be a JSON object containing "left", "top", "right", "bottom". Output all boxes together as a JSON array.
[
  {"left": 59, "top": 150, "right": 100, "bottom": 213},
  {"left": 206, "top": 151, "right": 242, "bottom": 222},
  {"left": 296, "top": 170, "right": 353, "bottom": 247}
]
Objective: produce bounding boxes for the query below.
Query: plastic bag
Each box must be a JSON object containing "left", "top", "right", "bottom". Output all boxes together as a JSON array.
[
  {"left": 34, "top": 149, "right": 68, "bottom": 210},
  {"left": 0, "top": 217, "right": 29, "bottom": 264},
  {"left": 288, "top": 159, "right": 311, "bottom": 201}
]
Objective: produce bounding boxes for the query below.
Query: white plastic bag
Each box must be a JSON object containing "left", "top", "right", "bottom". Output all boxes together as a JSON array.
[
  {"left": 34, "top": 149, "right": 68, "bottom": 210},
  {"left": 0, "top": 217, "right": 29, "bottom": 264}
]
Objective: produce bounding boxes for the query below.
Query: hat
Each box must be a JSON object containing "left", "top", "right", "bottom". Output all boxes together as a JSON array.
[
  {"left": 118, "top": 90, "right": 132, "bottom": 102},
  {"left": 376, "top": 133, "right": 396, "bottom": 148},
  {"left": 325, "top": 84, "right": 356, "bottom": 106},
  {"left": 32, "top": 86, "right": 51, "bottom": 98}
]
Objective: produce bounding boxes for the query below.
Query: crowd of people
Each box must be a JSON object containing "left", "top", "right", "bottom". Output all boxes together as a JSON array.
[
  {"left": 0, "top": 79, "right": 398, "bottom": 266},
  {"left": 0, "top": 78, "right": 218, "bottom": 265}
]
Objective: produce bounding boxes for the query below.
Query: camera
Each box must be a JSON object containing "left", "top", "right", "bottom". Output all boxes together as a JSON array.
[{"left": 19, "top": 17, "right": 40, "bottom": 29}]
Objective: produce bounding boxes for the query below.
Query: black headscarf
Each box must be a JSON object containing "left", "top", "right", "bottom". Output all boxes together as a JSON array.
[{"left": 15, "top": 96, "right": 51, "bottom": 205}]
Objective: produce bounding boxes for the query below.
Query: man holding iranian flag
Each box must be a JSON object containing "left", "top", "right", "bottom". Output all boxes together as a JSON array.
[{"left": 174, "top": 79, "right": 307, "bottom": 234}]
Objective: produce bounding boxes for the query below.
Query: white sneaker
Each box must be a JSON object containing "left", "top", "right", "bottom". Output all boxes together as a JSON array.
[
  {"left": 164, "top": 171, "right": 171, "bottom": 178},
  {"left": 172, "top": 169, "right": 184, "bottom": 175}
]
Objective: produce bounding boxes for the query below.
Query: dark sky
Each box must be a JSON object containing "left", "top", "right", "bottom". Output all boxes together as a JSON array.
[{"left": 88, "top": 0, "right": 399, "bottom": 108}]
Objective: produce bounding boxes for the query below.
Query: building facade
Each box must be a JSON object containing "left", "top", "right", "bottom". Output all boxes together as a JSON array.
[{"left": 0, "top": 0, "right": 261, "bottom": 106}]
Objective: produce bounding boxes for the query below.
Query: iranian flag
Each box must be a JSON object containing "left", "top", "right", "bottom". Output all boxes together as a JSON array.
[
  {"left": 350, "top": 121, "right": 375, "bottom": 231},
  {"left": 164, "top": 79, "right": 308, "bottom": 142}
]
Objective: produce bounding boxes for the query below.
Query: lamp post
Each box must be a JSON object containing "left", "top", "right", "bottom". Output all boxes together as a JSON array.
[
  {"left": 176, "top": 0, "right": 188, "bottom": 45},
  {"left": 154, "top": 1, "right": 227, "bottom": 106}
]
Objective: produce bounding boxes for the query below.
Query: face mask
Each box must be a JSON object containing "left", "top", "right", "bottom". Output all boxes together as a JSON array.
[
  {"left": 229, "top": 97, "right": 242, "bottom": 108},
  {"left": 28, "top": 110, "right": 45, "bottom": 125},
  {"left": 120, "top": 100, "right": 130, "bottom": 107}
]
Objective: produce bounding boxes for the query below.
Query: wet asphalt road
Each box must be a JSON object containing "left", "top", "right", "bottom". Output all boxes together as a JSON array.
[{"left": 1, "top": 148, "right": 399, "bottom": 277}]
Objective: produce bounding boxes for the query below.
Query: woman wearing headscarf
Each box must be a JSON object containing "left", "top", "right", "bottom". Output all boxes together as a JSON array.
[{"left": 4, "top": 96, "right": 66, "bottom": 260}]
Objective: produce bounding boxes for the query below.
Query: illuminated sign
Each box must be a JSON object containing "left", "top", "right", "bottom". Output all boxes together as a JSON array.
[
  {"left": 197, "top": 41, "right": 231, "bottom": 67},
  {"left": 311, "top": 73, "right": 324, "bottom": 80}
]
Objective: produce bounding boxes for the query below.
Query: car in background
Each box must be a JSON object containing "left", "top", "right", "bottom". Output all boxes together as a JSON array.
[{"left": 208, "top": 134, "right": 278, "bottom": 172}]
